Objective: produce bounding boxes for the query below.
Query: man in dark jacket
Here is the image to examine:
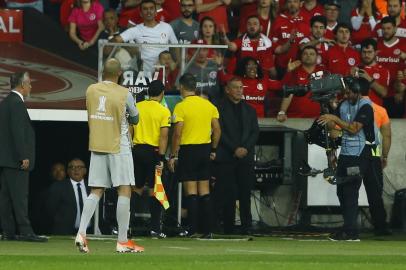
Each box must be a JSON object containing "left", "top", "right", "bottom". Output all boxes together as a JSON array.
[
  {"left": 47, "top": 159, "right": 90, "bottom": 235},
  {"left": 0, "top": 72, "right": 46, "bottom": 242},
  {"left": 214, "top": 77, "right": 259, "bottom": 234}
]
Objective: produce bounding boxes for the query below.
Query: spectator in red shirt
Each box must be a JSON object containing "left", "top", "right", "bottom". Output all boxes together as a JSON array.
[
  {"left": 351, "top": 0, "right": 382, "bottom": 45},
  {"left": 192, "top": 16, "right": 224, "bottom": 59},
  {"left": 68, "top": 0, "right": 104, "bottom": 51},
  {"left": 277, "top": 46, "right": 324, "bottom": 121},
  {"left": 299, "top": 15, "right": 334, "bottom": 65},
  {"left": 376, "top": 16, "right": 406, "bottom": 117},
  {"left": 225, "top": 15, "right": 276, "bottom": 77},
  {"left": 323, "top": 0, "right": 340, "bottom": 40},
  {"left": 196, "top": 0, "right": 231, "bottom": 33},
  {"left": 238, "top": 0, "right": 278, "bottom": 38},
  {"left": 219, "top": 56, "right": 281, "bottom": 117},
  {"left": 300, "top": 0, "right": 324, "bottom": 23},
  {"left": 374, "top": 0, "right": 406, "bottom": 39},
  {"left": 324, "top": 23, "right": 360, "bottom": 76},
  {"left": 156, "top": 50, "right": 179, "bottom": 92},
  {"left": 272, "top": 0, "right": 311, "bottom": 78},
  {"left": 350, "top": 38, "right": 389, "bottom": 106}
]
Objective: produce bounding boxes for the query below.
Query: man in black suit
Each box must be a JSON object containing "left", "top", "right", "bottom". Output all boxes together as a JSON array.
[
  {"left": 213, "top": 77, "right": 259, "bottom": 235},
  {"left": 47, "top": 158, "right": 90, "bottom": 235},
  {"left": 0, "top": 72, "right": 47, "bottom": 242}
]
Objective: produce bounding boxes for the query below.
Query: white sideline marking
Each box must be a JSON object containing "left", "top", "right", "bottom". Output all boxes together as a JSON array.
[
  {"left": 226, "top": 249, "right": 282, "bottom": 255},
  {"left": 197, "top": 238, "right": 252, "bottom": 241},
  {"left": 165, "top": 246, "right": 191, "bottom": 250}
]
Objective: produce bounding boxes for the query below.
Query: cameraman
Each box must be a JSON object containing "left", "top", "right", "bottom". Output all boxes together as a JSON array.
[{"left": 318, "top": 77, "right": 376, "bottom": 241}]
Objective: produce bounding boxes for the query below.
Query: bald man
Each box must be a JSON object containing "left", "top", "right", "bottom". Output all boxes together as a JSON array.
[{"left": 75, "top": 58, "right": 144, "bottom": 253}]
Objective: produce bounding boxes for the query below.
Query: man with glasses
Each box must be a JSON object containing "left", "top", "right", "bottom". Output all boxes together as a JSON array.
[
  {"left": 170, "top": 0, "right": 199, "bottom": 44},
  {"left": 0, "top": 72, "right": 47, "bottom": 242},
  {"left": 47, "top": 159, "right": 90, "bottom": 235}
]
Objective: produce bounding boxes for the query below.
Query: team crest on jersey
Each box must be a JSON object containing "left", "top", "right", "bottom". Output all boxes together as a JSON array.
[
  {"left": 89, "top": 13, "right": 96, "bottom": 21},
  {"left": 348, "top": 58, "right": 355, "bottom": 66},
  {"left": 161, "top": 33, "right": 167, "bottom": 39},
  {"left": 373, "top": 73, "right": 380, "bottom": 79},
  {"left": 394, "top": 49, "right": 401, "bottom": 55},
  {"left": 257, "top": 83, "right": 263, "bottom": 91},
  {"left": 209, "top": 71, "right": 217, "bottom": 79}
]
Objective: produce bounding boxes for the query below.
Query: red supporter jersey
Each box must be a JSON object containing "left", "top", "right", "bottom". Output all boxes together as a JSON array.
[
  {"left": 227, "top": 33, "right": 274, "bottom": 74},
  {"left": 376, "top": 38, "right": 406, "bottom": 96},
  {"left": 282, "top": 66, "right": 324, "bottom": 118},
  {"left": 300, "top": 3, "right": 324, "bottom": 23},
  {"left": 299, "top": 37, "right": 329, "bottom": 65},
  {"left": 271, "top": 12, "right": 311, "bottom": 68},
  {"left": 238, "top": 4, "right": 273, "bottom": 37},
  {"left": 325, "top": 23, "right": 337, "bottom": 40},
  {"left": 324, "top": 44, "right": 360, "bottom": 76},
  {"left": 198, "top": 0, "right": 229, "bottom": 33},
  {"left": 361, "top": 63, "right": 390, "bottom": 105},
  {"left": 373, "top": 18, "right": 406, "bottom": 39},
  {"left": 351, "top": 9, "right": 382, "bottom": 45},
  {"left": 218, "top": 71, "right": 282, "bottom": 117},
  {"left": 162, "top": 0, "right": 181, "bottom": 22},
  {"left": 60, "top": 0, "right": 75, "bottom": 28}
]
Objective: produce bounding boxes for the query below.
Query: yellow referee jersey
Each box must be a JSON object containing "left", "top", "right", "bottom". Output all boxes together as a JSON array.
[
  {"left": 133, "top": 100, "right": 171, "bottom": 146},
  {"left": 172, "top": 95, "right": 219, "bottom": 145}
]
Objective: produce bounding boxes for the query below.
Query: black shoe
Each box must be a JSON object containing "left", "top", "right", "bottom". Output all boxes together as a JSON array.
[
  {"left": 1, "top": 234, "right": 17, "bottom": 241},
  {"left": 328, "top": 231, "right": 360, "bottom": 242},
  {"left": 18, "top": 234, "right": 48, "bottom": 242}
]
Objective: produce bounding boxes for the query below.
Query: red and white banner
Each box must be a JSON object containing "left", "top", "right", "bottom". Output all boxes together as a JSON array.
[{"left": 0, "top": 9, "right": 23, "bottom": 42}]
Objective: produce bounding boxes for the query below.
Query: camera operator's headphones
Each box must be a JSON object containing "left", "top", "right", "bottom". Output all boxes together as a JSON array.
[{"left": 343, "top": 76, "right": 370, "bottom": 95}]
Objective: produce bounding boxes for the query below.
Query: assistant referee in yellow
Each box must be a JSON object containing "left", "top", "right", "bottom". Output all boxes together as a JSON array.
[
  {"left": 168, "top": 73, "right": 221, "bottom": 238},
  {"left": 131, "top": 80, "right": 171, "bottom": 238}
]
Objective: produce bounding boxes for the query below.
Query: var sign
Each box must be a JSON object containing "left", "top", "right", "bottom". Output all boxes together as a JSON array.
[{"left": 0, "top": 9, "right": 23, "bottom": 42}]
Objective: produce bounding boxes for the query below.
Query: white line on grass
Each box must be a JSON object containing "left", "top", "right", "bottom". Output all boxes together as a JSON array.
[
  {"left": 165, "top": 246, "right": 191, "bottom": 250},
  {"left": 226, "top": 249, "right": 282, "bottom": 255}
]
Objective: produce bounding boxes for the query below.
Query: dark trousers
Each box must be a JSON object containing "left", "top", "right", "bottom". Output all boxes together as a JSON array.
[
  {"left": 213, "top": 160, "right": 255, "bottom": 234},
  {"left": 336, "top": 146, "right": 384, "bottom": 236},
  {"left": 363, "top": 157, "right": 387, "bottom": 231},
  {"left": 0, "top": 167, "right": 33, "bottom": 236}
]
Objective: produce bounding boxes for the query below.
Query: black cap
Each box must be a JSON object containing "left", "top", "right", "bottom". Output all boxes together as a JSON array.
[
  {"left": 344, "top": 77, "right": 369, "bottom": 95},
  {"left": 325, "top": 0, "right": 341, "bottom": 8}
]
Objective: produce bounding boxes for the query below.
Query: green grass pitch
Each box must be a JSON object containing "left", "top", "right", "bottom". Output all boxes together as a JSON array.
[{"left": 1, "top": 235, "right": 406, "bottom": 270}]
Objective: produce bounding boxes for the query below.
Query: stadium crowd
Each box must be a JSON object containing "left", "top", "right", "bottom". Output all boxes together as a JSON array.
[{"left": 2, "top": 0, "right": 406, "bottom": 117}]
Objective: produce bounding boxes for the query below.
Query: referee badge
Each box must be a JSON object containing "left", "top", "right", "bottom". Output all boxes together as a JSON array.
[{"left": 171, "top": 114, "right": 176, "bottom": 122}]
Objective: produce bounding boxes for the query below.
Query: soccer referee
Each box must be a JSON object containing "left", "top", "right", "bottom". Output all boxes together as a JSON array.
[
  {"left": 168, "top": 73, "right": 221, "bottom": 238},
  {"left": 131, "top": 80, "right": 171, "bottom": 238}
]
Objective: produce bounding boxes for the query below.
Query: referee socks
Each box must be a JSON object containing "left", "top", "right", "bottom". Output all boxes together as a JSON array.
[
  {"left": 149, "top": 196, "right": 163, "bottom": 233},
  {"left": 187, "top": 195, "right": 199, "bottom": 235}
]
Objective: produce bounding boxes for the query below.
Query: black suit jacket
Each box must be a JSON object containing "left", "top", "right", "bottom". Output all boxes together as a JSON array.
[
  {"left": 46, "top": 179, "right": 90, "bottom": 235},
  {"left": 216, "top": 98, "right": 259, "bottom": 163},
  {"left": 0, "top": 92, "right": 35, "bottom": 171}
]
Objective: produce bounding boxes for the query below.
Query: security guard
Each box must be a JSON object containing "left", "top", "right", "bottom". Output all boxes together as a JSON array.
[
  {"left": 131, "top": 80, "right": 171, "bottom": 238},
  {"left": 168, "top": 73, "right": 221, "bottom": 238},
  {"left": 318, "top": 77, "right": 376, "bottom": 241}
]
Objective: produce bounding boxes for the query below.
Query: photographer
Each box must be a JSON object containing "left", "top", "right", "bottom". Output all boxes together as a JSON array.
[{"left": 318, "top": 77, "right": 376, "bottom": 241}]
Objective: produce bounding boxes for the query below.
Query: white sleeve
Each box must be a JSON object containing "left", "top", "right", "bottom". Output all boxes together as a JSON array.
[
  {"left": 167, "top": 24, "right": 178, "bottom": 44},
  {"left": 369, "top": 16, "right": 377, "bottom": 30},
  {"left": 120, "top": 27, "right": 139, "bottom": 43},
  {"left": 351, "top": 16, "right": 363, "bottom": 31}
]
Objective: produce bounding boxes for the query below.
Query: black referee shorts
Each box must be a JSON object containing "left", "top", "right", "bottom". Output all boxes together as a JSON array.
[
  {"left": 132, "top": 144, "right": 158, "bottom": 188},
  {"left": 177, "top": 144, "right": 211, "bottom": 182}
]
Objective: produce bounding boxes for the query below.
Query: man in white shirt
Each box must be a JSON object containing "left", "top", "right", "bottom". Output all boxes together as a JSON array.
[
  {"left": 47, "top": 158, "right": 89, "bottom": 235},
  {"left": 115, "top": 0, "right": 178, "bottom": 74}
]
